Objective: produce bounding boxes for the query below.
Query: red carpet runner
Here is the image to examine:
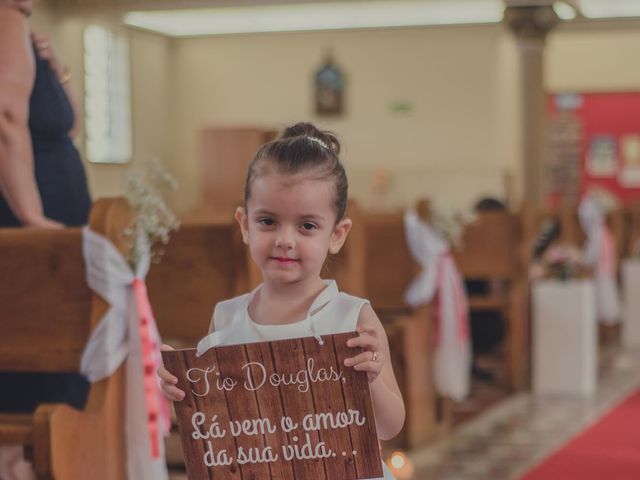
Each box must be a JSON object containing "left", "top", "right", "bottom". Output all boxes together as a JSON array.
[{"left": 520, "top": 389, "right": 640, "bottom": 480}]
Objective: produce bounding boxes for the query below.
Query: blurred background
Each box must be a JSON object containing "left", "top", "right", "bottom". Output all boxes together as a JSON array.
[{"left": 5, "top": 1, "right": 640, "bottom": 479}]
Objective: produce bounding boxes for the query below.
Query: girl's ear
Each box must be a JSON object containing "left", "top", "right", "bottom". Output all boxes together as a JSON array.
[
  {"left": 235, "top": 206, "right": 249, "bottom": 244},
  {"left": 329, "top": 217, "right": 352, "bottom": 254}
]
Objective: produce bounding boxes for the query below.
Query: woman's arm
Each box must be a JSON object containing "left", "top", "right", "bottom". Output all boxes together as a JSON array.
[
  {"left": 0, "top": 8, "right": 61, "bottom": 228},
  {"left": 345, "top": 304, "right": 406, "bottom": 440}
]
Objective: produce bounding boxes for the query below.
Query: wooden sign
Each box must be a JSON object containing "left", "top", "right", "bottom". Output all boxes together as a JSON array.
[{"left": 162, "top": 332, "right": 383, "bottom": 479}]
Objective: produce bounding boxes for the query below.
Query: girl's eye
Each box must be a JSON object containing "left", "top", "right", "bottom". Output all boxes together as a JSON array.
[
  {"left": 258, "top": 218, "right": 275, "bottom": 226},
  {"left": 301, "top": 222, "right": 317, "bottom": 231}
]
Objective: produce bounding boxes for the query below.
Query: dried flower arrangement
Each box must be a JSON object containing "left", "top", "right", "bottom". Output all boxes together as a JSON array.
[
  {"left": 123, "top": 159, "right": 180, "bottom": 268},
  {"left": 431, "top": 205, "right": 476, "bottom": 249}
]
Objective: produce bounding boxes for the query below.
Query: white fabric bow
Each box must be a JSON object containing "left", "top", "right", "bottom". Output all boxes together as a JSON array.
[
  {"left": 81, "top": 227, "right": 169, "bottom": 480},
  {"left": 578, "top": 195, "right": 620, "bottom": 324},
  {"left": 403, "top": 210, "right": 471, "bottom": 401}
]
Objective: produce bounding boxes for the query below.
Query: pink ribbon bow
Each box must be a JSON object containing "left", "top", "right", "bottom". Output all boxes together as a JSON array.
[
  {"left": 132, "top": 278, "right": 170, "bottom": 459},
  {"left": 432, "top": 253, "right": 469, "bottom": 347}
]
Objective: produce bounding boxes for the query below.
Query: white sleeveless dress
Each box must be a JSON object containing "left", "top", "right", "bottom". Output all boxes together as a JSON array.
[{"left": 196, "top": 279, "right": 396, "bottom": 480}]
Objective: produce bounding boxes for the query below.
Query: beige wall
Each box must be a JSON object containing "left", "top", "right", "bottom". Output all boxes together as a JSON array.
[
  {"left": 171, "top": 25, "right": 521, "bottom": 213},
  {"left": 36, "top": 9, "right": 640, "bottom": 215},
  {"left": 546, "top": 26, "right": 640, "bottom": 92}
]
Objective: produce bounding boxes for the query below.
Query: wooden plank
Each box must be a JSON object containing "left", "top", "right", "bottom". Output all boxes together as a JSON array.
[
  {"left": 163, "top": 333, "right": 381, "bottom": 480},
  {"left": 332, "top": 336, "right": 383, "bottom": 479},
  {"left": 302, "top": 336, "right": 357, "bottom": 479},
  {"left": 363, "top": 212, "right": 421, "bottom": 310},
  {"left": 453, "top": 212, "right": 520, "bottom": 279},
  {"left": 0, "top": 414, "right": 33, "bottom": 445},
  {"left": 0, "top": 228, "right": 91, "bottom": 372}
]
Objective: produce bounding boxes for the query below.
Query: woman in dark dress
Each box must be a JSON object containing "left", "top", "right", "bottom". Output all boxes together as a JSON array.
[
  {"left": 0, "top": 34, "right": 91, "bottom": 226},
  {"left": 0, "top": 0, "right": 92, "bottom": 413}
]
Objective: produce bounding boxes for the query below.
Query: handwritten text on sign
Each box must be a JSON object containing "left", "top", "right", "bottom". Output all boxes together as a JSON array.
[{"left": 162, "top": 332, "right": 383, "bottom": 479}]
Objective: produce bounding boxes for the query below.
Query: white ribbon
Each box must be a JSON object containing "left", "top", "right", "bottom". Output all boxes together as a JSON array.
[
  {"left": 80, "top": 227, "right": 169, "bottom": 480},
  {"left": 578, "top": 196, "right": 620, "bottom": 324},
  {"left": 404, "top": 210, "right": 471, "bottom": 401}
]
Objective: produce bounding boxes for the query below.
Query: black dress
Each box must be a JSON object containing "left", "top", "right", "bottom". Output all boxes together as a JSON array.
[
  {"left": 0, "top": 48, "right": 91, "bottom": 227},
  {"left": 0, "top": 48, "right": 92, "bottom": 412}
]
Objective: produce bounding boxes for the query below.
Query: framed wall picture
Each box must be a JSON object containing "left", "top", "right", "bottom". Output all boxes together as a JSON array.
[{"left": 315, "top": 54, "right": 344, "bottom": 116}]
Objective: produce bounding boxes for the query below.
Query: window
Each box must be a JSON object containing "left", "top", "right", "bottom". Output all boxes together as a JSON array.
[{"left": 83, "top": 25, "right": 132, "bottom": 164}]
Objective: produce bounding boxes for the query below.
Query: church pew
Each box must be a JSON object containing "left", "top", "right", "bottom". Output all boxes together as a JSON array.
[
  {"left": 453, "top": 211, "right": 529, "bottom": 391},
  {"left": 359, "top": 210, "right": 449, "bottom": 449},
  {"left": 625, "top": 201, "right": 640, "bottom": 258},
  {"left": 0, "top": 198, "right": 131, "bottom": 479},
  {"left": 146, "top": 218, "right": 251, "bottom": 344}
]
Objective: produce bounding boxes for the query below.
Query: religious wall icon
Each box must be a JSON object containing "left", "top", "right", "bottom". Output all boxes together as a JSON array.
[{"left": 314, "top": 53, "right": 344, "bottom": 116}]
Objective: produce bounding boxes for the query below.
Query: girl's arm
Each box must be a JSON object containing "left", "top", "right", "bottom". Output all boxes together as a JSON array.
[{"left": 344, "top": 304, "right": 405, "bottom": 440}]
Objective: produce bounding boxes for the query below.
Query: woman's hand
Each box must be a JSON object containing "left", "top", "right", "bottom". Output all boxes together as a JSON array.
[
  {"left": 343, "top": 325, "right": 385, "bottom": 383},
  {"left": 31, "top": 32, "right": 66, "bottom": 80},
  {"left": 23, "top": 215, "right": 64, "bottom": 229},
  {"left": 158, "top": 344, "right": 186, "bottom": 401}
]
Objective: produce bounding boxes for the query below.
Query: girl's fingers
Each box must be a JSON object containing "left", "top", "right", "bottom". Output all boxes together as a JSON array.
[
  {"left": 344, "top": 350, "right": 382, "bottom": 367},
  {"left": 352, "top": 361, "right": 382, "bottom": 373},
  {"left": 160, "top": 344, "right": 175, "bottom": 352},
  {"left": 162, "top": 382, "right": 185, "bottom": 401},
  {"left": 347, "top": 334, "right": 380, "bottom": 351},
  {"left": 158, "top": 366, "right": 177, "bottom": 385}
]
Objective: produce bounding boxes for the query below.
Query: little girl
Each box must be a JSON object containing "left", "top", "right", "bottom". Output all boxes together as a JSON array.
[{"left": 159, "top": 122, "right": 405, "bottom": 479}]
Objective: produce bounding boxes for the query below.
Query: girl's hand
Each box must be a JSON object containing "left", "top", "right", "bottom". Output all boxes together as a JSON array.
[
  {"left": 343, "top": 326, "right": 385, "bottom": 383},
  {"left": 158, "top": 344, "right": 186, "bottom": 401}
]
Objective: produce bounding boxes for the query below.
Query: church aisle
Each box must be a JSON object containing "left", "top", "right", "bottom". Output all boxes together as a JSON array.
[{"left": 408, "top": 348, "right": 640, "bottom": 480}]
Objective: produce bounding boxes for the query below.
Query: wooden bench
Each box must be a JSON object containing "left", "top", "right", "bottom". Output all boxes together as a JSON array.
[
  {"left": 0, "top": 198, "right": 130, "bottom": 479},
  {"left": 453, "top": 210, "right": 529, "bottom": 391},
  {"left": 146, "top": 218, "right": 252, "bottom": 344},
  {"left": 624, "top": 201, "right": 640, "bottom": 258}
]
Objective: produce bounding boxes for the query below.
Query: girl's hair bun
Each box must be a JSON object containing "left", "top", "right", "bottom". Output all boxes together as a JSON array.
[{"left": 281, "top": 122, "right": 341, "bottom": 155}]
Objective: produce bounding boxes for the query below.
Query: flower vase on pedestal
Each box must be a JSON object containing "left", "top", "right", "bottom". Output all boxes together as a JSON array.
[{"left": 533, "top": 279, "right": 597, "bottom": 398}]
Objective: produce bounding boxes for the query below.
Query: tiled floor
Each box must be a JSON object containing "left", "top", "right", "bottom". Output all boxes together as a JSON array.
[{"left": 405, "top": 347, "right": 640, "bottom": 480}]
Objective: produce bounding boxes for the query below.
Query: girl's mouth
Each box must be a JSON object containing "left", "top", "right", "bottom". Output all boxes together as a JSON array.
[{"left": 271, "top": 257, "right": 299, "bottom": 264}]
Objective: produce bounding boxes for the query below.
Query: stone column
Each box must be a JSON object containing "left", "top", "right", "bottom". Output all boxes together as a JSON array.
[{"left": 504, "top": 4, "right": 559, "bottom": 206}]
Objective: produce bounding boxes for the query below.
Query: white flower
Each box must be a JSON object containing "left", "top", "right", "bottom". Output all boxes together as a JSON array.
[
  {"left": 430, "top": 203, "right": 475, "bottom": 249},
  {"left": 123, "top": 159, "right": 180, "bottom": 268}
]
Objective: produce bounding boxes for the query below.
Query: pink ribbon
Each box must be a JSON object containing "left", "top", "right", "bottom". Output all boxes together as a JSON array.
[
  {"left": 599, "top": 226, "right": 616, "bottom": 276},
  {"left": 433, "top": 254, "right": 469, "bottom": 347},
  {"left": 132, "top": 278, "right": 170, "bottom": 459}
]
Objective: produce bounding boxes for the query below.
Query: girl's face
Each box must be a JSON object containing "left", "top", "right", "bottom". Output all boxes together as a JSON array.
[{"left": 236, "top": 172, "right": 351, "bottom": 288}]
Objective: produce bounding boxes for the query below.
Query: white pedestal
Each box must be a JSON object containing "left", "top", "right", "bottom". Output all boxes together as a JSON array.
[
  {"left": 533, "top": 280, "right": 597, "bottom": 398},
  {"left": 623, "top": 260, "right": 640, "bottom": 348}
]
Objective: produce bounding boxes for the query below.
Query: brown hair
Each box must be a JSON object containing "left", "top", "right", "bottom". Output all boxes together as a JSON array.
[{"left": 243, "top": 122, "right": 348, "bottom": 221}]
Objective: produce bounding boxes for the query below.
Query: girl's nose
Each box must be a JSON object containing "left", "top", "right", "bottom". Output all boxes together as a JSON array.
[{"left": 275, "top": 229, "right": 295, "bottom": 249}]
